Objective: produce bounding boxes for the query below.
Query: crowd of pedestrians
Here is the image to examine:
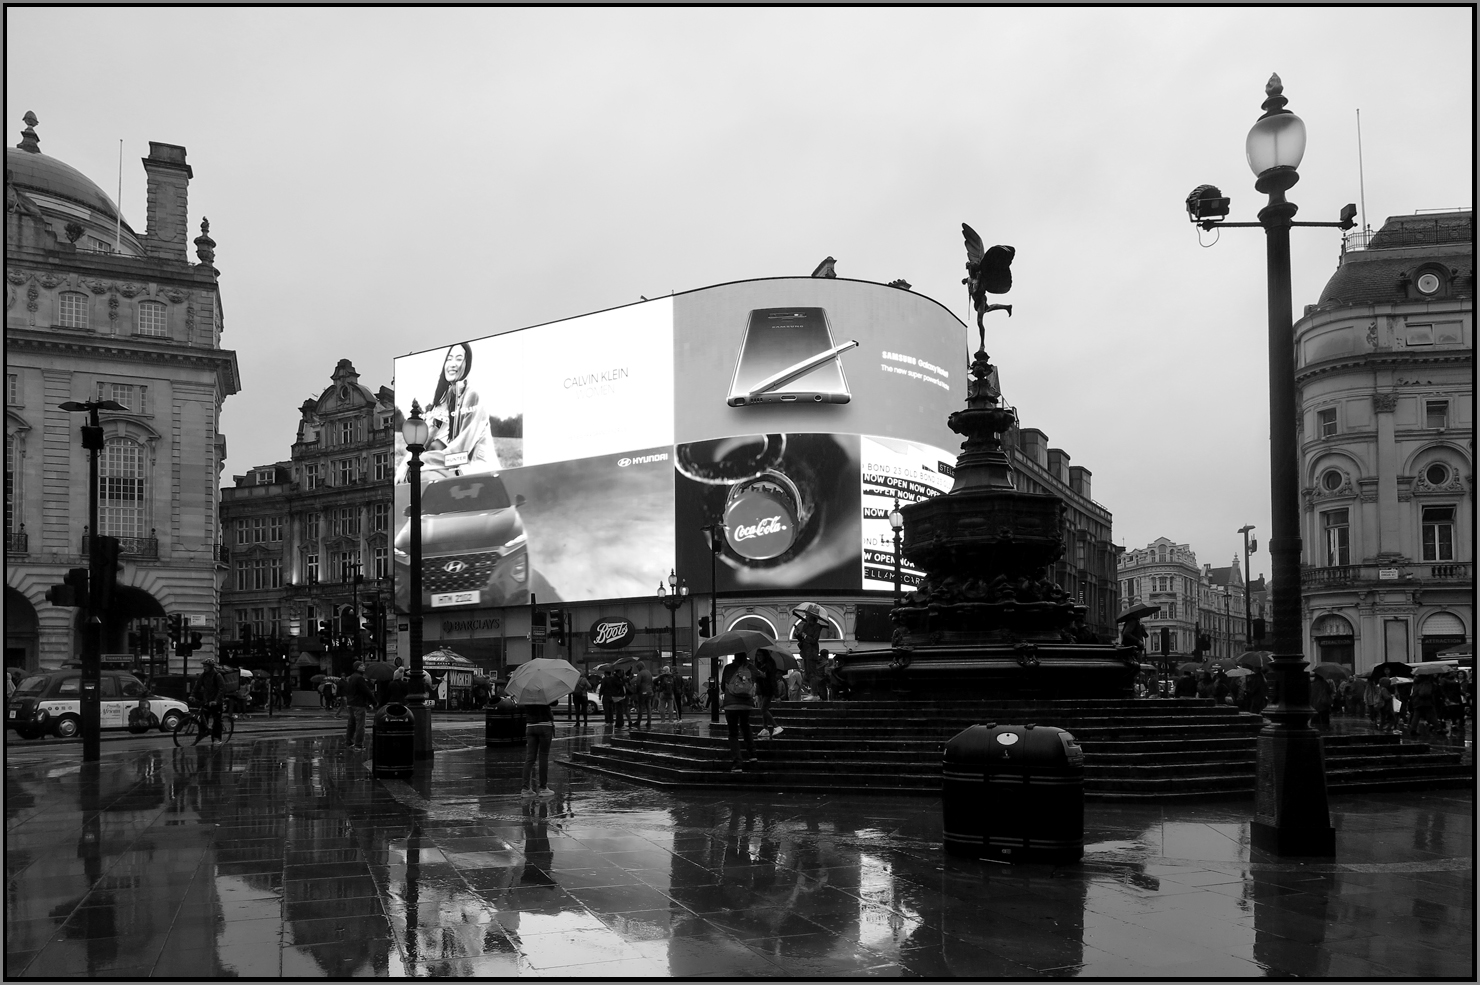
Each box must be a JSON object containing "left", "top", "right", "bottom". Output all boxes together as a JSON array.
[{"left": 1154, "top": 662, "right": 1472, "bottom": 739}]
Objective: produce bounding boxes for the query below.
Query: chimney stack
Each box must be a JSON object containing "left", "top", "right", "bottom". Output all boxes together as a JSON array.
[{"left": 141, "top": 142, "right": 192, "bottom": 261}]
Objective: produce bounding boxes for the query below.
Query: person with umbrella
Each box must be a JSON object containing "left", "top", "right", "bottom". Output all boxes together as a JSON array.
[
  {"left": 1406, "top": 668, "right": 1443, "bottom": 739},
  {"left": 753, "top": 650, "right": 783, "bottom": 739},
  {"left": 599, "top": 667, "right": 627, "bottom": 730},
  {"left": 505, "top": 657, "right": 580, "bottom": 797},
  {"left": 720, "top": 650, "right": 759, "bottom": 772}
]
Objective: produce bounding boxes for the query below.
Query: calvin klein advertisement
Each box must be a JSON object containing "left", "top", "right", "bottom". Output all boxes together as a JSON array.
[{"left": 394, "top": 278, "right": 964, "bottom": 611}]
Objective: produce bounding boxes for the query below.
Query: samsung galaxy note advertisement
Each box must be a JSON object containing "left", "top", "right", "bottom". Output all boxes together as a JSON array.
[{"left": 393, "top": 278, "right": 964, "bottom": 610}]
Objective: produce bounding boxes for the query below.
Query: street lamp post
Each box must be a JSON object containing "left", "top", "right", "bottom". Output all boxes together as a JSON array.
[
  {"left": 703, "top": 522, "right": 724, "bottom": 723},
  {"left": 60, "top": 398, "right": 124, "bottom": 763},
  {"left": 1238, "top": 525, "right": 1256, "bottom": 649},
  {"left": 658, "top": 569, "right": 686, "bottom": 676},
  {"left": 888, "top": 499, "right": 905, "bottom": 607},
  {"left": 1188, "top": 74, "right": 1353, "bottom": 857},
  {"left": 401, "top": 401, "right": 434, "bottom": 760}
]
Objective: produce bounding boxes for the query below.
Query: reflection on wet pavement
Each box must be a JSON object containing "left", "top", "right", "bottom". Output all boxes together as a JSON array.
[{"left": 5, "top": 727, "right": 1473, "bottom": 978}]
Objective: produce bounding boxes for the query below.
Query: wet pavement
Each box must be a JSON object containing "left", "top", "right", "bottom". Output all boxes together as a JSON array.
[{"left": 5, "top": 722, "right": 1474, "bottom": 978}]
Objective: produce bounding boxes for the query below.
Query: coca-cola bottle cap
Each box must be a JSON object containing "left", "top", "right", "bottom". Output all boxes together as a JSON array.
[{"left": 725, "top": 474, "right": 799, "bottom": 561}]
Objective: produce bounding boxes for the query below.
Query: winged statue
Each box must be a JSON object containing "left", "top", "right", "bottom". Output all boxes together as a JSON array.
[{"left": 961, "top": 223, "right": 1014, "bottom": 350}]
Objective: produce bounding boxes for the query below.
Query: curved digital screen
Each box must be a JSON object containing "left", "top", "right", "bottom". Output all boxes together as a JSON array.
[{"left": 392, "top": 278, "right": 963, "bottom": 612}]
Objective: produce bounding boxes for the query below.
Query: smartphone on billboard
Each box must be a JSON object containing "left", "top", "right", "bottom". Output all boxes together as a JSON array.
[{"left": 727, "top": 307, "right": 854, "bottom": 407}]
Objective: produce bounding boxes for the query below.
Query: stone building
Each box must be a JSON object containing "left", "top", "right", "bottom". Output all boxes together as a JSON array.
[
  {"left": 6, "top": 115, "right": 239, "bottom": 672},
  {"left": 218, "top": 360, "right": 397, "bottom": 688},
  {"left": 1008, "top": 426, "right": 1120, "bottom": 640},
  {"left": 1199, "top": 560, "right": 1266, "bottom": 659},
  {"left": 1118, "top": 538, "right": 1202, "bottom": 659},
  {"left": 1296, "top": 210, "right": 1473, "bottom": 670}
]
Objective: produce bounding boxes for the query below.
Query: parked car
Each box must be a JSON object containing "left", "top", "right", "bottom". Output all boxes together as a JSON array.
[{"left": 6, "top": 670, "right": 191, "bottom": 739}]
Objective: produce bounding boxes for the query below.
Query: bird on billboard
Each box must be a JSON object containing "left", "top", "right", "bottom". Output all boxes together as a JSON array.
[
  {"left": 811, "top": 257, "right": 837, "bottom": 278},
  {"left": 961, "top": 223, "right": 1014, "bottom": 349}
]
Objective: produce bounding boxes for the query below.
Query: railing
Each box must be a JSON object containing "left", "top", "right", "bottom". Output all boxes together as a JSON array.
[
  {"left": 6, "top": 530, "right": 27, "bottom": 555},
  {"left": 82, "top": 533, "right": 160, "bottom": 559},
  {"left": 1303, "top": 562, "right": 1471, "bottom": 588}
]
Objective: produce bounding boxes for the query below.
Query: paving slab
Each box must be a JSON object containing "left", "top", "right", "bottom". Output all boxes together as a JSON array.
[{"left": 5, "top": 721, "right": 1473, "bottom": 979}]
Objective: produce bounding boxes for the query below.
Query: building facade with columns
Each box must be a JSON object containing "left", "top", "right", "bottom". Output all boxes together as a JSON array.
[
  {"left": 1118, "top": 538, "right": 1202, "bottom": 660},
  {"left": 218, "top": 360, "right": 397, "bottom": 688},
  {"left": 6, "top": 115, "right": 239, "bottom": 673},
  {"left": 1296, "top": 210, "right": 1473, "bottom": 670}
]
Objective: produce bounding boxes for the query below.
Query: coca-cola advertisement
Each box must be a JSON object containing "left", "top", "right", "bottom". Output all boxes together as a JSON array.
[{"left": 673, "top": 433, "right": 861, "bottom": 592}]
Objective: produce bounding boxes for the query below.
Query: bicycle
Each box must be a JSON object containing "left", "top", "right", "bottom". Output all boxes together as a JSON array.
[{"left": 171, "top": 703, "right": 236, "bottom": 747}]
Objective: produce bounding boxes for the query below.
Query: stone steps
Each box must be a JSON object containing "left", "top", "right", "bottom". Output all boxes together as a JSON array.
[{"left": 563, "top": 700, "right": 1469, "bottom": 799}]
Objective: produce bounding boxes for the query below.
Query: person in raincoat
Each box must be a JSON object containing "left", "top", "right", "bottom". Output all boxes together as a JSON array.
[{"left": 720, "top": 651, "right": 759, "bottom": 771}]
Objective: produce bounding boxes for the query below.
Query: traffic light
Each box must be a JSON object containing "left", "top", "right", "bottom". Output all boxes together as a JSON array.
[
  {"left": 319, "top": 619, "right": 333, "bottom": 640},
  {"left": 168, "top": 613, "right": 184, "bottom": 645},
  {"left": 177, "top": 631, "right": 203, "bottom": 659},
  {"left": 698, "top": 615, "right": 712, "bottom": 638},
  {"left": 94, "top": 535, "right": 122, "bottom": 611},
  {"left": 241, "top": 623, "right": 253, "bottom": 644},
  {"left": 1160, "top": 626, "right": 1172, "bottom": 655},
  {"left": 365, "top": 600, "right": 381, "bottom": 643},
  {"left": 550, "top": 610, "right": 566, "bottom": 646},
  {"left": 45, "top": 567, "right": 89, "bottom": 607}
]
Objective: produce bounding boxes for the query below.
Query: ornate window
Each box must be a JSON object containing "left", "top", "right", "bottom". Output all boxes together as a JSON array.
[
  {"left": 374, "top": 546, "right": 389, "bottom": 580},
  {"left": 136, "top": 301, "right": 168, "bottom": 337},
  {"left": 1422, "top": 506, "right": 1455, "bottom": 562},
  {"left": 1317, "top": 408, "right": 1337, "bottom": 438},
  {"left": 373, "top": 452, "right": 392, "bottom": 481},
  {"left": 303, "top": 463, "right": 322, "bottom": 490},
  {"left": 58, "top": 291, "right": 89, "bottom": 329},
  {"left": 1425, "top": 400, "right": 1449, "bottom": 430},
  {"left": 1424, "top": 463, "right": 1450, "bottom": 486},
  {"left": 270, "top": 516, "right": 284, "bottom": 541},
  {"left": 335, "top": 457, "right": 357, "bottom": 485},
  {"left": 5, "top": 432, "right": 16, "bottom": 534},
  {"left": 99, "top": 438, "right": 147, "bottom": 539},
  {"left": 306, "top": 552, "right": 319, "bottom": 584},
  {"left": 372, "top": 502, "right": 390, "bottom": 533},
  {"left": 1321, "top": 468, "right": 1344, "bottom": 492},
  {"left": 1321, "top": 509, "right": 1350, "bottom": 567}
]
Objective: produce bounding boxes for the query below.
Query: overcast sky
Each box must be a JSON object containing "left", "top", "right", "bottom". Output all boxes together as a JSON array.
[{"left": 8, "top": 7, "right": 1473, "bottom": 584}]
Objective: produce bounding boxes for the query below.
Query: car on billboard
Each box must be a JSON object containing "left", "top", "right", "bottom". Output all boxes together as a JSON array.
[
  {"left": 394, "top": 472, "right": 531, "bottom": 610},
  {"left": 7, "top": 670, "right": 191, "bottom": 739}
]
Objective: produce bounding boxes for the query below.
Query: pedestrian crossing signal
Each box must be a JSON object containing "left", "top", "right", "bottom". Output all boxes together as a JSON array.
[{"left": 698, "top": 616, "right": 712, "bottom": 638}]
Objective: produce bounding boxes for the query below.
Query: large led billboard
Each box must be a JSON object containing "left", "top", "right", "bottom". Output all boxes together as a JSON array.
[{"left": 393, "top": 278, "right": 964, "bottom": 613}]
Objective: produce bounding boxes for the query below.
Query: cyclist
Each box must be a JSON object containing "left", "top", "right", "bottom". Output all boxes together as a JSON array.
[{"left": 189, "top": 657, "right": 228, "bottom": 743}]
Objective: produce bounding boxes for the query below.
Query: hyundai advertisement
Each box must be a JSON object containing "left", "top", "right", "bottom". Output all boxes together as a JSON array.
[{"left": 393, "top": 278, "right": 962, "bottom": 612}]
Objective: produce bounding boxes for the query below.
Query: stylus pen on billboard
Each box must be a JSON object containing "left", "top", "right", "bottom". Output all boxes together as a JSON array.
[{"left": 748, "top": 340, "right": 860, "bottom": 396}]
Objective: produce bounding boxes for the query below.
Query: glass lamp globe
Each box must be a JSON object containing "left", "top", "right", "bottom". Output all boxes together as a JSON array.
[
  {"left": 402, "top": 401, "right": 430, "bottom": 448},
  {"left": 1246, "top": 112, "right": 1306, "bottom": 176}
]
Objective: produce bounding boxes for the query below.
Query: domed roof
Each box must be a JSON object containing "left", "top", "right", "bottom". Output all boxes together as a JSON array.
[{"left": 7, "top": 118, "right": 126, "bottom": 223}]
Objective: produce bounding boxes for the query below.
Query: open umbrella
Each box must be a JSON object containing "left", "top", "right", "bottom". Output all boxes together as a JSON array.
[
  {"left": 791, "top": 602, "right": 827, "bottom": 621},
  {"left": 363, "top": 662, "right": 395, "bottom": 683},
  {"left": 1238, "top": 652, "right": 1274, "bottom": 671},
  {"left": 1369, "top": 661, "right": 1413, "bottom": 679},
  {"left": 1206, "top": 657, "right": 1238, "bottom": 672},
  {"left": 310, "top": 674, "right": 328, "bottom": 683},
  {"left": 1311, "top": 663, "right": 1352, "bottom": 682},
  {"left": 506, "top": 657, "right": 581, "bottom": 706},
  {"left": 1117, "top": 602, "right": 1160, "bottom": 623},
  {"left": 1224, "top": 667, "right": 1253, "bottom": 678},
  {"left": 756, "top": 647, "right": 800, "bottom": 672},
  {"left": 696, "top": 629, "right": 775, "bottom": 659},
  {"left": 1177, "top": 662, "right": 1203, "bottom": 674},
  {"left": 1411, "top": 662, "right": 1454, "bottom": 676}
]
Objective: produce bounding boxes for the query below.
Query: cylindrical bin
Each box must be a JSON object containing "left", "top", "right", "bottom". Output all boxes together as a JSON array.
[
  {"left": 372, "top": 703, "right": 415, "bottom": 779},
  {"left": 941, "top": 723, "right": 1084, "bottom": 864},
  {"left": 485, "top": 698, "right": 527, "bottom": 745}
]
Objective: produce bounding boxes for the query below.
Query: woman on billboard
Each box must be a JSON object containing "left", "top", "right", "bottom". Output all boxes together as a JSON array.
[{"left": 408, "top": 342, "right": 498, "bottom": 479}]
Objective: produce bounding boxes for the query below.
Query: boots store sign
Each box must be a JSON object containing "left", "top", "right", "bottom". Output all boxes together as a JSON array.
[{"left": 589, "top": 617, "right": 635, "bottom": 650}]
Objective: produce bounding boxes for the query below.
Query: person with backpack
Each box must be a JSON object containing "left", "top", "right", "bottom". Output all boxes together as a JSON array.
[
  {"left": 570, "top": 672, "right": 591, "bottom": 727},
  {"left": 720, "top": 650, "right": 759, "bottom": 771},
  {"left": 654, "top": 666, "right": 675, "bottom": 723}
]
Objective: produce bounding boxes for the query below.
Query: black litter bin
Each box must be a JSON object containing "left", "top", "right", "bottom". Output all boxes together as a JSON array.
[
  {"left": 485, "top": 699, "right": 527, "bottom": 745},
  {"left": 942, "top": 723, "right": 1084, "bottom": 864},
  {"left": 373, "top": 703, "right": 415, "bottom": 778}
]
